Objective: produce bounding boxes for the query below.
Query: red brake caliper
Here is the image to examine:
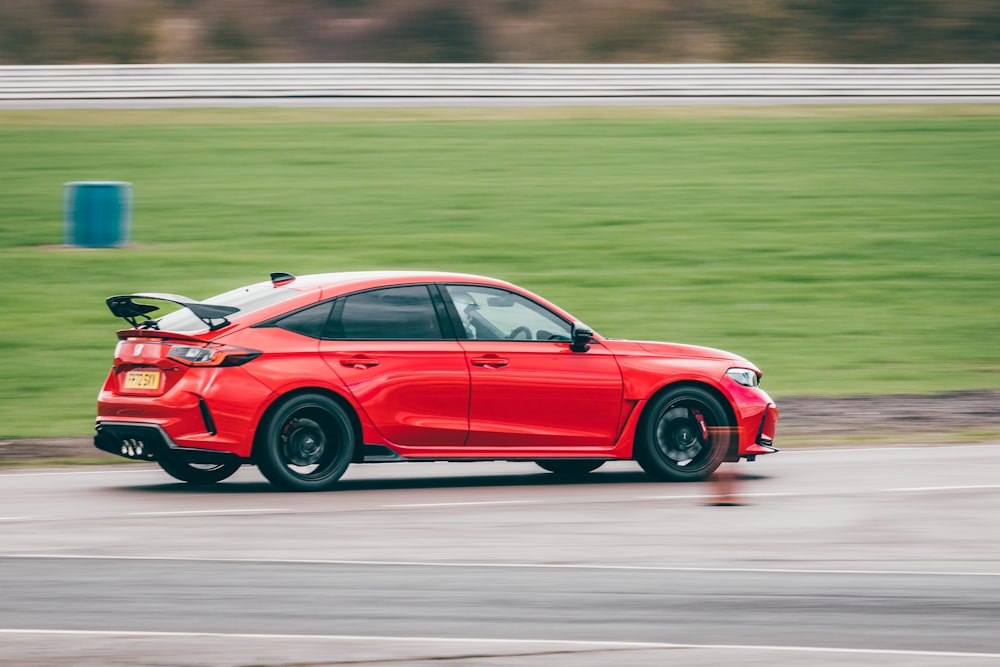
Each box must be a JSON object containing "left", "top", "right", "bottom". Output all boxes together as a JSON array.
[{"left": 693, "top": 410, "right": 709, "bottom": 441}]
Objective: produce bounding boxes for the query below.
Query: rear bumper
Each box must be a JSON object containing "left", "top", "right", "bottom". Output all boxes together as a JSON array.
[{"left": 95, "top": 421, "right": 242, "bottom": 465}]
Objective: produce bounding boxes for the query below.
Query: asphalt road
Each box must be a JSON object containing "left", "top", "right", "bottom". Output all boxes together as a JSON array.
[{"left": 2, "top": 444, "right": 999, "bottom": 666}]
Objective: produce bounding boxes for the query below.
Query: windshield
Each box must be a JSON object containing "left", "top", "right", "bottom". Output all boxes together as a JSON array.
[{"left": 154, "top": 282, "right": 301, "bottom": 333}]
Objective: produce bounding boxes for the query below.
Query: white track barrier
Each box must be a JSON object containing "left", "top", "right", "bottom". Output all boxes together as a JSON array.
[{"left": 2, "top": 64, "right": 999, "bottom": 100}]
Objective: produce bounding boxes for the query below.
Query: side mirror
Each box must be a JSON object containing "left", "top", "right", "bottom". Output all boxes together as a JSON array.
[{"left": 569, "top": 321, "right": 593, "bottom": 353}]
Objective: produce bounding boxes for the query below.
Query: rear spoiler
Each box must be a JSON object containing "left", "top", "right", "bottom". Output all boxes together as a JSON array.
[{"left": 106, "top": 293, "right": 239, "bottom": 331}]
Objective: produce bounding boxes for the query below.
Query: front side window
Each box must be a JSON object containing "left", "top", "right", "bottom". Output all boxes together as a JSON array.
[
  {"left": 445, "top": 285, "right": 571, "bottom": 341},
  {"left": 331, "top": 285, "right": 442, "bottom": 340}
]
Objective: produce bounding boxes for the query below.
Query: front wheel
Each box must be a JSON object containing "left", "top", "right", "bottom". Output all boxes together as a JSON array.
[
  {"left": 256, "top": 393, "right": 355, "bottom": 491},
  {"left": 635, "top": 386, "right": 732, "bottom": 482},
  {"left": 158, "top": 459, "right": 241, "bottom": 485}
]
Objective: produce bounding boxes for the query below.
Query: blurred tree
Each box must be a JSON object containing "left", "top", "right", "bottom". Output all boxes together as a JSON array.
[
  {"left": 206, "top": 14, "right": 259, "bottom": 61},
  {"left": 367, "top": 2, "right": 489, "bottom": 62},
  {"left": 0, "top": 1, "right": 47, "bottom": 64},
  {"left": 784, "top": 0, "right": 933, "bottom": 62},
  {"left": 783, "top": 0, "right": 1000, "bottom": 62},
  {"left": 0, "top": 0, "right": 156, "bottom": 64}
]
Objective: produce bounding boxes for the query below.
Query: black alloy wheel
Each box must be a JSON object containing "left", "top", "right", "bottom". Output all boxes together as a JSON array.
[
  {"left": 636, "top": 386, "right": 732, "bottom": 482},
  {"left": 256, "top": 393, "right": 355, "bottom": 491}
]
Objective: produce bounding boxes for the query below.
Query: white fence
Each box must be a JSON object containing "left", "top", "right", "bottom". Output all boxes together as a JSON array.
[{"left": 2, "top": 64, "right": 1000, "bottom": 100}]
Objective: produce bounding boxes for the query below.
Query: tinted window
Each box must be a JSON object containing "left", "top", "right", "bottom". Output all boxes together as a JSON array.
[
  {"left": 445, "top": 285, "right": 571, "bottom": 341},
  {"left": 270, "top": 301, "right": 333, "bottom": 339},
  {"left": 333, "top": 285, "right": 442, "bottom": 340}
]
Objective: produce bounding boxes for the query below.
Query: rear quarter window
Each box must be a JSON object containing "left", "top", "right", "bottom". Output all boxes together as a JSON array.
[{"left": 266, "top": 301, "right": 334, "bottom": 339}]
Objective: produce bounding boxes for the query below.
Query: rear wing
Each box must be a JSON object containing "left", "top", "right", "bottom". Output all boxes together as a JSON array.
[{"left": 106, "top": 293, "right": 239, "bottom": 331}]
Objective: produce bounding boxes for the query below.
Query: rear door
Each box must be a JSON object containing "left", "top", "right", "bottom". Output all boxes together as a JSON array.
[
  {"left": 319, "top": 284, "right": 470, "bottom": 448},
  {"left": 443, "top": 284, "right": 623, "bottom": 448}
]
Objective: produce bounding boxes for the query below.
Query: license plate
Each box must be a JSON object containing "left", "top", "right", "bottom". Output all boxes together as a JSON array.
[{"left": 123, "top": 370, "right": 161, "bottom": 390}]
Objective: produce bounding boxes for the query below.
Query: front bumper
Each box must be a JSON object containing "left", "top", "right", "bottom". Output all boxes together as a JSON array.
[
  {"left": 742, "top": 400, "right": 779, "bottom": 459},
  {"left": 95, "top": 421, "right": 241, "bottom": 465}
]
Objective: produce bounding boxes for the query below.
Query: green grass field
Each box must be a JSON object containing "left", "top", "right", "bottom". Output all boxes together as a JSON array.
[{"left": 1, "top": 105, "right": 998, "bottom": 438}]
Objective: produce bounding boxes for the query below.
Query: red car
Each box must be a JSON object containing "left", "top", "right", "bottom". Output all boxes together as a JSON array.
[{"left": 96, "top": 271, "right": 778, "bottom": 490}]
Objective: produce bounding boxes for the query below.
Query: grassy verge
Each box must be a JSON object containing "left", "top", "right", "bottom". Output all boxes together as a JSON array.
[{"left": 1, "top": 105, "right": 998, "bottom": 437}]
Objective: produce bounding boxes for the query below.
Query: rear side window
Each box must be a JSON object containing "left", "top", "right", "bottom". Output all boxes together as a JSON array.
[
  {"left": 330, "top": 285, "right": 442, "bottom": 340},
  {"left": 270, "top": 301, "right": 334, "bottom": 339}
]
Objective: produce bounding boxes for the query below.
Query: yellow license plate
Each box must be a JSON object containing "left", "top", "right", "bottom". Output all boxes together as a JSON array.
[{"left": 123, "top": 370, "right": 161, "bottom": 390}]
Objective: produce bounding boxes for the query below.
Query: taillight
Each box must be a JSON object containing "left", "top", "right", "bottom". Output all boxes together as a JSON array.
[{"left": 166, "top": 344, "right": 261, "bottom": 367}]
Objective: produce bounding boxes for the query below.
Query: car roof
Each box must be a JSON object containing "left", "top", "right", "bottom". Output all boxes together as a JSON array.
[
  {"left": 284, "top": 271, "right": 516, "bottom": 294},
  {"left": 289, "top": 271, "right": 577, "bottom": 324}
]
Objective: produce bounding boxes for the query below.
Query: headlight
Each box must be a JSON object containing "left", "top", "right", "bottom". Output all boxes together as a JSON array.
[{"left": 725, "top": 367, "right": 760, "bottom": 387}]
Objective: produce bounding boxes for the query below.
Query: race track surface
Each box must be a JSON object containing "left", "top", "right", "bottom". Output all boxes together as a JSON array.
[{"left": 2, "top": 444, "right": 999, "bottom": 666}]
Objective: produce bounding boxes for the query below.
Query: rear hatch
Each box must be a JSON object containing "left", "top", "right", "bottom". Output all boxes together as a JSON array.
[
  {"left": 109, "top": 331, "right": 225, "bottom": 398},
  {"left": 103, "top": 277, "right": 303, "bottom": 396}
]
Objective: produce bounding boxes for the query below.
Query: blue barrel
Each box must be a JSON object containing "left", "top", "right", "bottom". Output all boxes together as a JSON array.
[{"left": 63, "top": 181, "right": 132, "bottom": 247}]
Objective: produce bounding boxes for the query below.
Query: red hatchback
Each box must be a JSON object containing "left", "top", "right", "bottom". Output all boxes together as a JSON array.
[{"left": 96, "top": 271, "right": 778, "bottom": 490}]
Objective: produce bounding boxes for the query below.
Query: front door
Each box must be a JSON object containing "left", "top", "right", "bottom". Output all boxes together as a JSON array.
[{"left": 444, "top": 285, "right": 623, "bottom": 448}]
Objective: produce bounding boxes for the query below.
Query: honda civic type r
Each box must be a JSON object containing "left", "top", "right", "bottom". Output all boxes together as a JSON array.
[{"left": 96, "top": 271, "right": 778, "bottom": 490}]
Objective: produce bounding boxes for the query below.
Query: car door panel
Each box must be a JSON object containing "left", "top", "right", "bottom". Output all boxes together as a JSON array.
[
  {"left": 321, "top": 341, "right": 470, "bottom": 447},
  {"left": 318, "top": 284, "right": 470, "bottom": 448},
  {"left": 441, "top": 283, "right": 624, "bottom": 448},
  {"left": 461, "top": 339, "right": 623, "bottom": 447}
]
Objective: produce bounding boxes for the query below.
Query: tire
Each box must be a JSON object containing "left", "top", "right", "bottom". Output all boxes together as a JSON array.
[
  {"left": 535, "top": 459, "right": 605, "bottom": 476},
  {"left": 158, "top": 458, "right": 241, "bottom": 485},
  {"left": 635, "top": 386, "right": 733, "bottom": 482},
  {"left": 256, "top": 393, "right": 355, "bottom": 491}
]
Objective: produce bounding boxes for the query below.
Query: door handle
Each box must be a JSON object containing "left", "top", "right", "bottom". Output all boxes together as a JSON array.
[
  {"left": 341, "top": 356, "right": 380, "bottom": 369},
  {"left": 471, "top": 355, "right": 509, "bottom": 369}
]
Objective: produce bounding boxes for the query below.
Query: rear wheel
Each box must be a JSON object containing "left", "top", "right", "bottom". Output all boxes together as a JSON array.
[
  {"left": 256, "top": 393, "right": 355, "bottom": 491},
  {"left": 158, "top": 459, "right": 241, "bottom": 485},
  {"left": 535, "top": 459, "right": 605, "bottom": 476},
  {"left": 636, "top": 386, "right": 732, "bottom": 482}
]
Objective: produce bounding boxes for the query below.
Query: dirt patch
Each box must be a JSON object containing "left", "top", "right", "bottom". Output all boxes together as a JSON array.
[
  {"left": 2, "top": 390, "right": 998, "bottom": 463},
  {"left": 776, "top": 389, "right": 1000, "bottom": 445},
  {"left": 0, "top": 437, "right": 119, "bottom": 463}
]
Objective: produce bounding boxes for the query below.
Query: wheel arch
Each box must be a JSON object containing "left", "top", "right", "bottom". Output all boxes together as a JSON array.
[
  {"left": 251, "top": 387, "right": 365, "bottom": 464},
  {"left": 637, "top": 380, "right": 740, "bottom": 462}
]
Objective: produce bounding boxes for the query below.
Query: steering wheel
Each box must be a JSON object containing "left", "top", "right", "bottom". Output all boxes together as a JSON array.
[{"left": 507, "top": 326, "right": 532, "bottom": 340}]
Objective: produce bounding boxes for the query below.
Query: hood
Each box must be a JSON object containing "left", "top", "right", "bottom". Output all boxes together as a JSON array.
[
  {"left": 637, "top": 340, "right": 740, "bottom": 359},
  {"left": 604, "top": 338, "right": 753, "bottom": 365}
]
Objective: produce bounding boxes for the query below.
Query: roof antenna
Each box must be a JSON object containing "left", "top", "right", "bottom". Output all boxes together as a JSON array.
[{"left": 270, "top": 272, "right": 296, "bottom": 287}]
